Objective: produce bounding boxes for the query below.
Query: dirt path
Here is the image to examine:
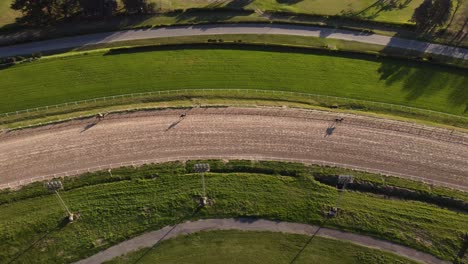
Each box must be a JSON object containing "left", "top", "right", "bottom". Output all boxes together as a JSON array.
[
  {"left": 75, "top": 218, "right": 449, "bottom": 264},
  {"left": 0, "top": 107, "right": 466, "bottom": 190},
  {"left": 1, "top": 23, "right": 467, "bottom": 59}
]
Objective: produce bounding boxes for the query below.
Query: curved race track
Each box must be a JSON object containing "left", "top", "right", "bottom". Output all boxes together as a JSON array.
[{"left": 0, "top": 107, "right": 467, "bottom": 190}]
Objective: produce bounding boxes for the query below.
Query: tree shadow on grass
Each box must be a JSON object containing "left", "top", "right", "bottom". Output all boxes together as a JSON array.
[
  {"left": 377, "top": 29, "right": 468, "bottom": 114},
  {"left": 378, "top": 57, "right": 467, "bottom": 113},
  {"left": 204, "top": 0, "right": 254, "bottom": 9},
  {"left": 7, "top": 217, "right": 69, "bottom": 264},
  {"left": 169, "top": 1, "right": 254, "bottom": 25},
  {"left": 276, "top": 0, "right": 303, "bottom": 4},
  {"left": 344, "top": 0, "right": 413, "bottom": 20}
]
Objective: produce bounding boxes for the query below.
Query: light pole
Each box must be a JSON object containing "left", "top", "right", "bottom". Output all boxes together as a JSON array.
[
  {"left": 45, "top": 180, "right": 75, "bottom": 222},
  {"left": 194, "top": 163, "right": 210, "bottom": 206},
  {"left": 329, "top": 175, "right": 354, "bottom": 218}
]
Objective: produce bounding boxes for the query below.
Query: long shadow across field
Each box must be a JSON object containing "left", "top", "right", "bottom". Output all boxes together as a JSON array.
[
  {"left": 7, "top": 217, "right": 69, "bottom": 264},
  {"left": 377, "top": 35, "right": 468, "bottom": 113},
  {"left": 289, "top": 217, "right": 331, "bottom": 264},
  {"left": 132, "top": 205, "right": 203, "bottom": 264}
]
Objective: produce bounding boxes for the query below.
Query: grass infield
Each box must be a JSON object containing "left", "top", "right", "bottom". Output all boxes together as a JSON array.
[{"left": 0, "top": 161, "right": 466, "bottom": 263}]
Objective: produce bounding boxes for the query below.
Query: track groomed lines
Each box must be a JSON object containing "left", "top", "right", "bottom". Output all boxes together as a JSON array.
[{"left": 0, "top": 107, "right": 466, "bottom": 191}]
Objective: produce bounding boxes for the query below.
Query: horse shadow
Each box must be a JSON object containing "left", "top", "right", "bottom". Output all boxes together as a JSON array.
[{"left": 80, "top": 122, "right": 97, "bottom": 133}]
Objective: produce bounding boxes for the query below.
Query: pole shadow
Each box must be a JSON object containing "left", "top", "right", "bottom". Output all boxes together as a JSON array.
[
  {"left": 7, "top": 217, "right": 69, "bottom": 264},
  {"left": 289, "top": 217, "right": 331, "bottom": 264},
  {"left": 132, "top": 205, "right": 203, "bottom": 264}
]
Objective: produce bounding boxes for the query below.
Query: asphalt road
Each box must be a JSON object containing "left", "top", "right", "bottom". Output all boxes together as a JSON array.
[
  {"left": 1, "top": 23, "right": 467, "bottom": 59},
  {"left": 76, "top": 218, "right": 449, "bottom": 264},
  {"left": 0, "top": 107, "right": 466, "bottom": 190}
]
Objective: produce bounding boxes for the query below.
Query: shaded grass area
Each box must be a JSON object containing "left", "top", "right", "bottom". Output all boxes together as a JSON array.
[
  {"left": 1, "top": 45, "right": 466, "bottom": 116},
  {"left": 106, "top": 230, "right": 419, "bottom": 264},
  {"left": 0, "top": 1, "right": 465, "bottom": 47},
  {"left": 0, "top": 0, "right": 423, "bottom": 28},
  {"left": 0, "top": 160, "right": 466, "bottom": 263}
]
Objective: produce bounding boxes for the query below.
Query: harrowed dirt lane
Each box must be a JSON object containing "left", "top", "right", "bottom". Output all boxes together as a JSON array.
[{"left": 0, "top": 107, "right": 467, "bottom": 190}]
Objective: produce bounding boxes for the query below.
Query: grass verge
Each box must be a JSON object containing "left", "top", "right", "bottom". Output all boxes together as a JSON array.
[
  {"left": 106, "top": 230, "right": 420, "bottom": 264},
  {"left": 0, "top": 160, "right": 466, "bottom": 263}
]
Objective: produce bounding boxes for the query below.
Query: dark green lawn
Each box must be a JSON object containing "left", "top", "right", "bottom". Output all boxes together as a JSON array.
[
  {"left": 106, "top": 230, "right": 419, "bottom": 264},
  {"left": 1, "top": 47, "right": 466, "bottom": 115},
  {"left": 0, "top": 161, "right": 466, "bottom": 263}
]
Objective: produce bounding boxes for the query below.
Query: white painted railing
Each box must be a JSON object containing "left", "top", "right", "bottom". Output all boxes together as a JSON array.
[{"left": 1, "top": 89, "right": 466, "bottom": 120}]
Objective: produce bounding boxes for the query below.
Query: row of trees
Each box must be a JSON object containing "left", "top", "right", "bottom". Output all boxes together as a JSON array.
[{"left": 11, "top": 0, "right": 156, "bottom": 25}]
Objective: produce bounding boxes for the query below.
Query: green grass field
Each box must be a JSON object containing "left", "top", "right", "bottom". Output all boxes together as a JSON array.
[
  {"left": 1, "top": 47, "right": 466, "bottom": 115},
  {"left": 107, "top": 230, "right": 419, "bottom": 264},
  {"left": 0, "top": 161, "right": 466, "bottom": 263}
]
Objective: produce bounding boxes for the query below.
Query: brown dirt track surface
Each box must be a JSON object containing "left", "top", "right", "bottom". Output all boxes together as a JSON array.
[{"left": 0, "top": 107, "right": 467, "bottom": 190}]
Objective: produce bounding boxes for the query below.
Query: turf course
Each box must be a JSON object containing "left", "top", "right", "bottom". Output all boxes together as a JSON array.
[
  {"left": 0, "top": 161, "right": 466, "bottom": 263},
  {"left": 107, "top": 230, "right": 419, "bottom": 264},
  {"left": 0, "top": 47, "right": 466, "bottom": 115}
]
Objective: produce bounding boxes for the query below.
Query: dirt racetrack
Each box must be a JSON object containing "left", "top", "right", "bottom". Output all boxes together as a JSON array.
[{"left": 0, "top": 107, "right": 467, "bottom": 190}]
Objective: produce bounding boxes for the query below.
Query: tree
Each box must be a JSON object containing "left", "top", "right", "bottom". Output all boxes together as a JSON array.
[
  {"left": 431, "top": 0, "right": 452, "bottom": 27},
  {"left": 58, "top": 0, "right": 81, "bottom": 18},
  {"left": 411, "top": 0, "right": 452, "bottom": 32},
  {"left": 411, "top": 0, "right": 433, "bottom": 31},
  {"left": 11, "top": 0, "right": 81, "bottom": 24},
  {"left": 122, "top": 0, "right": 155, "bottom": 14},
  {"left": 11, "top": 0, "right": 55, "bottom": 24},
  {"left": 79, "top": 0, "right": 117, "bottom": 16}
]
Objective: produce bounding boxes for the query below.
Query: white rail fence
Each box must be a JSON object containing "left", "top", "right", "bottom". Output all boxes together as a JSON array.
[
  {"left": 3, "top": 99, "right": 467, "bottom": 145},
  {"left": 1, "top": 155, "right": 466, "bottom": 191},
  {"left": 1, "top": 89, "right": 466, "bottom": 120}
]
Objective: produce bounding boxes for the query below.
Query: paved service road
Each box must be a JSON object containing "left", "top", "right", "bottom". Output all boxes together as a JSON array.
[
  {"left": 76, "top": 218, "right": 449, "bottom": 264},
  {"left": 0, "top": 107, "right": 467, "bottom": 190},
  {"left": 1, "top": 23, "right": 467, "bottom": 59}
]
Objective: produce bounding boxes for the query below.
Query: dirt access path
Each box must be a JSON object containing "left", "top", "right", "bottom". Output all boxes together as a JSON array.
[
  {"left": 0, "top": 107, "right": 466, "bottom": 190},
  {"left": 1, "top": 23, "right": 467, "bottom": 59},
  {"left": 75, "top": 218, "right": 449, "bottom": 264}
]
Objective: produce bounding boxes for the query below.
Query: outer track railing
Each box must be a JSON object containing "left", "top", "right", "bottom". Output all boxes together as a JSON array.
[{"left": 1, "top": 89, "right": 466, "bottom": 121}]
